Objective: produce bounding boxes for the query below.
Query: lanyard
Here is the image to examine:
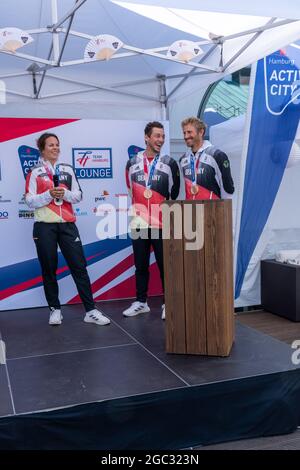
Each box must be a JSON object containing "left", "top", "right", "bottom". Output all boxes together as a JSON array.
[
  {"left": 190, "top": 152, "right": 201, "bottom": 185},
  {"left": 44, "top": 164, "right": 54, "bottom": 179},
  {"left": 54, "top": 164, "right": 60, "bottom": 178},
  {"left": 144, "top": 154, "right": 159, "bottom": 188},
  {"left": 44, "top": 162, "right": 60, "bottom": 181}
]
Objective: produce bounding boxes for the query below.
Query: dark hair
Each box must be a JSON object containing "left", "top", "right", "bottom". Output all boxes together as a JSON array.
[
  {"left": 144, "top": 121, "right": 164, "bottom": 137},
  {"left": 36, "top": 133, "right": 60, "bottom": 152}
]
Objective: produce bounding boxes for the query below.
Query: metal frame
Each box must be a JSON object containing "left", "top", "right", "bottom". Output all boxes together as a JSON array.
[
  {"left": 39, "top": 73, "right": 161, "bottom": 102},
  {"left": 0, "top": 1, "right": 299, "bottom": 106}
]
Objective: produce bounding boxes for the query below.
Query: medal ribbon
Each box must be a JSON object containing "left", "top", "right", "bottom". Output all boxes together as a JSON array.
[
  {"left": 43, "top": 161, "right": 60, "bottom": 182},
  {"left": 54, "top": 164, "right": 60, "bottom": 180},
  {"left": 144, "top": 154, "right": 159, "bottom": 189},
  {"left": 190, "top": 152, "right": 201, "bottom": 185}
]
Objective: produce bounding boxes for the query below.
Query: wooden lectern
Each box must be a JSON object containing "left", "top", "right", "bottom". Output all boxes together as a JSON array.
[{"left": 162, "top": 199, "right": 234, "bottom": 356}]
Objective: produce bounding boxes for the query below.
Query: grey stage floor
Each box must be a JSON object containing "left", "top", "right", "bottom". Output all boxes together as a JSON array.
[{"left": 0, "top": 297, "right": 298, "bottom": 418}]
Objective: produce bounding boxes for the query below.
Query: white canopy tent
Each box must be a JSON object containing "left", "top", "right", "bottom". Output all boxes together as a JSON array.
[
  {"left": 1, "top": 0, "right": 300, "bottom": 307},
  {"left": 113, "top": 0, "right": 300, "bottom": 100},
  {"left": 0, "top": 0, "right": 300, "bottom": 122}
]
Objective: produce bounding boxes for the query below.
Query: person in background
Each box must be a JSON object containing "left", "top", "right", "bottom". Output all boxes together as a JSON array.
[
  {"left": 180, "top": 117, "right": 234, "bottom": 200},
  {"left": 25, "top": 132, "right": 110, "bottom": 327},
  {"left": 123, "top": 121, "right": 180, "bottom": 320}
]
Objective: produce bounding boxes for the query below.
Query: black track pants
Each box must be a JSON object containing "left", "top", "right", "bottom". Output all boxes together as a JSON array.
[
  {"left": 33, "top": 222, "right": 95, "bottom": 312},
  {"left": 131, "top": 228, "right": 164, "bottom": 303}
]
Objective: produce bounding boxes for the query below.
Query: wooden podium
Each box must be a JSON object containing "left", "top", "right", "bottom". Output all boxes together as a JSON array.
[{"left": 162, "top": 199, "right": 234, "bottom": 356}]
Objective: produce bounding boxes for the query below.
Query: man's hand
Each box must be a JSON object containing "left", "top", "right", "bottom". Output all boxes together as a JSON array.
[{"left": 50, "top": 188, "right": 65, "bottom": 199}]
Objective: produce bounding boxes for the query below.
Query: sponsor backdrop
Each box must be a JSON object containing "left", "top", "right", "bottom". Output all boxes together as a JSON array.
[
  {"left": 235, "top": 44, "right": 300, "bottom": 298},
  {"left": 0, "top": 118, "right": 169, "bottom": 311}
]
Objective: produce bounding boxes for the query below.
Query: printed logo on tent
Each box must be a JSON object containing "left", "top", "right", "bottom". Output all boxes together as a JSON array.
[
  {"left": 264, "top": 45, "right": 300, "bottom": 116},
  {"left": 18, "top": 145, "right": 40, "bottom": 178},
  {"left": 72, "top": 148, "right": 113, "bottom": 179},
  {"left": 127, "top": 145, "right": 144, "bottom": 159}
]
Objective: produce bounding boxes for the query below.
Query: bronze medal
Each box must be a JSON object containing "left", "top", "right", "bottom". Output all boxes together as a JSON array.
[
  {"left": 190, "top": 185, "right": 199, "bottom": 195},
  {"left": 144, "top": 188, "right": 153, "bottom": 199}
]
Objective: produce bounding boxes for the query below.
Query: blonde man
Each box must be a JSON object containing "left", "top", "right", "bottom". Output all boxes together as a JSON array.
[{"left": 180, "top": 117, "right": 234, "bottom": 200}]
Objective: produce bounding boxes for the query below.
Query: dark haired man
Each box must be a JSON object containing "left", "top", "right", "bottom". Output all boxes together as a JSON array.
[{"left": 124, "top": 122, "right": 180, "bottom": 319}]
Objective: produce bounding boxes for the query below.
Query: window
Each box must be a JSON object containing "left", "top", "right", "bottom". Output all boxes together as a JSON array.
[{"left": 198, "top": 66, "right": 251, "bottom": 138}]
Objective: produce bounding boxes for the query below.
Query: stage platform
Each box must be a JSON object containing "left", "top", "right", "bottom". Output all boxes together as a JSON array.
[{"left": 0, "top": 296, "right": 300, "bottom": 450}]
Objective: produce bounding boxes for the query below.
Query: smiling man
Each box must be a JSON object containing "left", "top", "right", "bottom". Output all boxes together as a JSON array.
[
  {"left": 180, "top": 117, "right": 234, "bottom": 200},
  {"left": 124, "top": 121, "right": 180, "bottom": 320}
]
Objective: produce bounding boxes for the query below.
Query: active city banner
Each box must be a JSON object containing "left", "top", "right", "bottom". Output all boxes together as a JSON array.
[{"left": 235, "top": 42, "right": 300, "bottom": 299}]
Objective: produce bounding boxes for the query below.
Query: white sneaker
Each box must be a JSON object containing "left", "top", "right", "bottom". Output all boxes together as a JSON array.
[
  {"left": 84, "top": 308, "right": 110, "bottom": 326},
  {"left": 161, "top": 304, "right": 165, "bottom": 320},
  {"left": 123, "top": 301, "right": 150, "bottom": 317},
  {"left": 49, "top": 308, "right": 62, "bottom": 325}
]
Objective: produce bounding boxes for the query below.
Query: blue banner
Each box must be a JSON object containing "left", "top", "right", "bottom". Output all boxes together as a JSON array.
[
  {"left": 235, "top": 44, "right": 300, "bottom": 298},
  {"left": 18, "top": 145, "right": 40, "bottom": 178},
  {"left": 127, "top": 144, "right": 144, "bottom": 159}
]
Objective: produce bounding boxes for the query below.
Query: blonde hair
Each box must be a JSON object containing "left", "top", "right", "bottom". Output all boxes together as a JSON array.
[{"left": 181, "top": 117, "right": 206, "bottom": 133}]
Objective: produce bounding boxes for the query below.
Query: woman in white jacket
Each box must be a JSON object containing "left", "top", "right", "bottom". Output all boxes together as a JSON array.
[{"left": 25, "top": 132, "right": 110, "bottom": 327}]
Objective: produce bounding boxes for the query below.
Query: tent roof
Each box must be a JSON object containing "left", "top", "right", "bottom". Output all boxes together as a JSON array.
[
  {"left": 113, "top": 0, "right": 300, "bottom": 21},
  {"left": 0, "top": 0, "right": 300, "bottom": 106}
]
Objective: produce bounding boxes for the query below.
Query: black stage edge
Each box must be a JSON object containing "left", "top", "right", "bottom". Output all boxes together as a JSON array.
[{"left": 0, "top": 297, "right": 300, "bottom": 450}]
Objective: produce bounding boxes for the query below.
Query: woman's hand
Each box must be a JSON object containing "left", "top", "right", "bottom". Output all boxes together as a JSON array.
[{"left": 50, "top": 188, "right": 65, "bottom": 199}]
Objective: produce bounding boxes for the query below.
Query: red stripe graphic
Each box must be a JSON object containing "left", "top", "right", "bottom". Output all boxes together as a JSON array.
[
  {"left": 0, "top": 118, "right": 79, "bottom": 143},
  {"left": 0, "top": 253, "right": 102, "bottom": 301},
  {"left": 68, "top": 252, "right": 135, "bottom": 304},
  {"left": 95, "top": 263, "right": 162, "bottom": 300}
]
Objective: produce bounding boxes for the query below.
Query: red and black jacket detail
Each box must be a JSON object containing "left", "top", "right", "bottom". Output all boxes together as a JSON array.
[
  {"left": 25, "top": 162, "right": 82, "bottom": 223},
  {"left": 180, "top": 145, "right": 234, "bottom": 200},
  {"left": 126, "top": 152, "right": 180, "bottom": 228}
]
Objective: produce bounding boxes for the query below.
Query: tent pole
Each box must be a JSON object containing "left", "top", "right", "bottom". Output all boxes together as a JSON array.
[
  {"left": 221, "top": 18, "right": 297, "bottom": 42},
  {"left": 0, "top": 72, "right": 29, "bottom": 79},
  {"left": 46, "top": 73, "right": 159, "bottom": 89},
  {"left": 166, "top": 44, "right": 219, "bottom": 101},
  {"left": 222, "top": 18, "right": 276, "bottom": 70},
  {"left": 35, "top": 0, "right": 85, "bottom": 98},
  {"left": 51, "top": 0, "right": 60, "bottom": 63},
  {"left": 52, "top": 0, "right": 87, "bottom": 30},
  {"left": 39, "top": 86, "right": 159, "bottom": 102},
  {"left": 57, "top": 1, "right": 80, "bottom": 66},
  {"left": 37, "top": 73, "right": 159, "bottom": 101},
  {"left": 158, "top": 75, "right": 167, "bottom": 120}
]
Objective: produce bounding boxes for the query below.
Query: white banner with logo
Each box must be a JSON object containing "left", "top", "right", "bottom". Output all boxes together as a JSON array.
[{"left": 0, "top": 118, "right": 169, "bottom": 311}]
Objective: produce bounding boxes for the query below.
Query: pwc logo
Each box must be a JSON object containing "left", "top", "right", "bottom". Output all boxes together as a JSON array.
[{"left": 264, "top": 45, "right": 300, "bottom": 116}]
